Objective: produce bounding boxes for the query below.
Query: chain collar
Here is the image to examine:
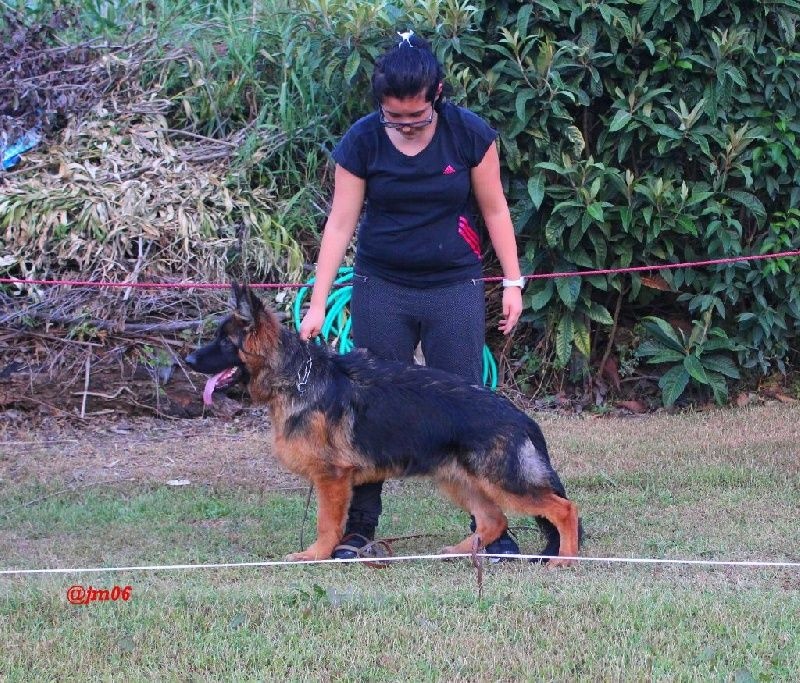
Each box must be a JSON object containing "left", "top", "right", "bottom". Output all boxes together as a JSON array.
[{"left": 296, "top": 354, "right": 312, "bottom": 394}]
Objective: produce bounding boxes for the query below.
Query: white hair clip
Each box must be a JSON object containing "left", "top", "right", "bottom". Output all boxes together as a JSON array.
[{"left": 397, "top": 29, "right": 415, "bottom": 47}]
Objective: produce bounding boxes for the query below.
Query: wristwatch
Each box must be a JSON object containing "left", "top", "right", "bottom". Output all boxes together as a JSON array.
[{"left": 502, "top": 277, "right": 525, "bottom": 288}]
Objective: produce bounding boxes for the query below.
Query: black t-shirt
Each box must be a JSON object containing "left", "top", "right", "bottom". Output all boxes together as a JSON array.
[{"left": 332, "top": 101, "right": 497, "bottom": 287}]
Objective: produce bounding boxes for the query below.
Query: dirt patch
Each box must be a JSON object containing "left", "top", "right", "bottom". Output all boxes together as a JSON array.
[
  {"left": 2, "top": 402, "right": 798, "bottom": 500},
  {"left": 0, "top": 408, "right": 305, "bottom": 494}
]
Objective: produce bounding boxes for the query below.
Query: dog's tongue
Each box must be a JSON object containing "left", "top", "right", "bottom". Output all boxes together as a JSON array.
[{"left": 202, "top": 371, "right": 228, "bottom": 407}]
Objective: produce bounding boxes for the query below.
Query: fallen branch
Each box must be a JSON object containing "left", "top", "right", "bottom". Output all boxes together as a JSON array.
[
  {"left": 69, "top": 387, "right": 132, "bottom": 400},
  {"left": 5, "top": 317, "right": 207, "bottom": 334},
  {"left": 80, "top": 351, "right": 91, "bottom": 418},
  {"left": 5, "top": 312, "right": 287, "bottom": 335},
  {"left": 2, "top": 329, "right": 102, "bottom": 347}
]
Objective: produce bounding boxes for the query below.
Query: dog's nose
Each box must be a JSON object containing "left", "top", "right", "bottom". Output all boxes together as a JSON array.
[{"left": 185, "top": 351, "right": 198, "bottom": 369}]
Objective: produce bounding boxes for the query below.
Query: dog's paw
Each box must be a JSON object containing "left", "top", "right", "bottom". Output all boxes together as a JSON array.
[
  {"left": 439, "top": 544, "right": 472, "bottom": 558},
  {"left": 285, "top": 550, "right": 330, "bottom": 562},
  {"left": 546, "top": 557, "right": 575, "bottom": 568}
]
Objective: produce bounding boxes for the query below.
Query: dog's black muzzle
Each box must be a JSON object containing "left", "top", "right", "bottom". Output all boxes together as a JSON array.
[{"left": 185, "top": 340, "right": 249, "bottom": 382}]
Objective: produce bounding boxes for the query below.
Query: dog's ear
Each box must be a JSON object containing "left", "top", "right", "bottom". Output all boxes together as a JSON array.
[
  {"left": 229, "top": 282, "right": 247, "bottom": 319},
  {"left": 230, "top": 282, "right": 264, "bottom": 325}
]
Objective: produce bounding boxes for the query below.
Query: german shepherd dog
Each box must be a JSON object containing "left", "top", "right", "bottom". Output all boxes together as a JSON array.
[{"left": 186, "top": 284, "right": 580, "bottom": 565}]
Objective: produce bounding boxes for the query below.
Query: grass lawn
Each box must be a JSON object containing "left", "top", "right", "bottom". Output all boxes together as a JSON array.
[{"left": 1, "top": 402, "right": 798, "bottom": 680}]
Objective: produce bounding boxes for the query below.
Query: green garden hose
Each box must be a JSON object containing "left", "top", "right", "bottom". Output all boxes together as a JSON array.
[{"left": 293, "top": 267, "right": 497, "bottom": 389}]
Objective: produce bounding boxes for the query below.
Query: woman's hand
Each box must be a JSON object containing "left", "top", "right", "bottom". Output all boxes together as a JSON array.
[
  {"left": 299, "top": 304, "right": 326, "bottom": 340},
  {"left": 499, "top": 286, "right": 523, "bottom": 335}
]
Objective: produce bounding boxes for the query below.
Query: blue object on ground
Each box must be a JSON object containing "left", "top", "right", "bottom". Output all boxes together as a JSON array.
[{"left": 2, "top": 129, "right": 42, "bottom": 170}]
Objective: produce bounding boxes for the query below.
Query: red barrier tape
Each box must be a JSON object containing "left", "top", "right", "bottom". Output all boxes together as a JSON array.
[{"left": 1, "top": 250, "right": 798, "bottom": 290}]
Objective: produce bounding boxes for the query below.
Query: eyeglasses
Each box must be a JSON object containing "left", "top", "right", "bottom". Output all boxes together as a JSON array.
[{"left": 379, "top": 106, "right": 435, "bottom": 130}]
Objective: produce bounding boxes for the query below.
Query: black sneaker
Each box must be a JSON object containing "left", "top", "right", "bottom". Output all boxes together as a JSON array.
[
  {"left": 484, "top": 529, "right": 521, "bottom": 563},
  {"left": 332, "top": 532, "right": 374, "bottom": 560},
  {"left": 469, "top": 517, "right": 520, "bottom": 562}
]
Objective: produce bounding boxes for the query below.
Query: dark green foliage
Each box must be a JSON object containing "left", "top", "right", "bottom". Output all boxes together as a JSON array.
[
  {"left": 457, "top": 0, "right": 800, "bottom": 402},
  {"left": 636, "top": 312, "right": 743, "bottom": 406},
  {"left": 10, "top": 0, "right": 800, "bottom": 404}
]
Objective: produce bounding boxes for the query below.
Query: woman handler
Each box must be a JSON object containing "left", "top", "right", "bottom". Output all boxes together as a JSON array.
[{"left": 299, "top": 31, "right": 525, "bottom": 560}]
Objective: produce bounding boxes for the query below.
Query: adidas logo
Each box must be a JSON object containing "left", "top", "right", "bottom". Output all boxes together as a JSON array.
[{"left": 443, "top": 165, "right": 456, "bottom": 175}]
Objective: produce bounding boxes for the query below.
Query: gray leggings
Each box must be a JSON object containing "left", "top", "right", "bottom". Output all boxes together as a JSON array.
[{"left": 344, "top": 273, "right": 486, "bottom": 533}]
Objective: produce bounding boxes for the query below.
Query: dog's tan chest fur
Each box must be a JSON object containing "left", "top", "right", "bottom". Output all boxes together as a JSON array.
[{"left": 267, "top": 401, "right": 366, "bottom": 481}]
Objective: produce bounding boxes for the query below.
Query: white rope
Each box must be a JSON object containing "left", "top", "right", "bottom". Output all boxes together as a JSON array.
[{"left": 2, "top": 552, "right": 799, "bottom": 576}]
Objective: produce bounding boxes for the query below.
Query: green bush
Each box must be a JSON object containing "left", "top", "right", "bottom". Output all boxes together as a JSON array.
[
  {"left": 635, "top": 313, "right": 742, "bottom": 406},
  {"left": 7, "top": 0, "right": 800, "bottom": 405},
  {"left": 461, "top": 0, "right": 800, "bottom": 396}
]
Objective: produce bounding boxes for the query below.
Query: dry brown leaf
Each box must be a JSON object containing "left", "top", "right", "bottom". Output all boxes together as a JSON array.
[
  {"left": 600, "top": 355, "right": 622, "bottom": 391},
  {"left": 617, "top": 400, "right": 648, "bottom": 414},
  {"left": 773, "top": 393, "right": 797, "bottom": 404},
  {"left": 641, "top": 275, "right": 672, "bottom": 291}
]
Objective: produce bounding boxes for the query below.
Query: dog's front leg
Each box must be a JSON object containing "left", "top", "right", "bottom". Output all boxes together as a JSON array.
[{"left": 285, "top": 474, "right": 353, "bottom": 562}]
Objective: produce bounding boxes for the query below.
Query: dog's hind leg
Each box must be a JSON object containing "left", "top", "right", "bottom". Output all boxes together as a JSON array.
[
  {"left": 285, "top": 474, "right": 353, "bottom": 562},
  {"left": 436, "top": 475, "right": 508, "bottom": 556},
  {"left": 486, "top": 485, "right": 579, "bottom": 567}
]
